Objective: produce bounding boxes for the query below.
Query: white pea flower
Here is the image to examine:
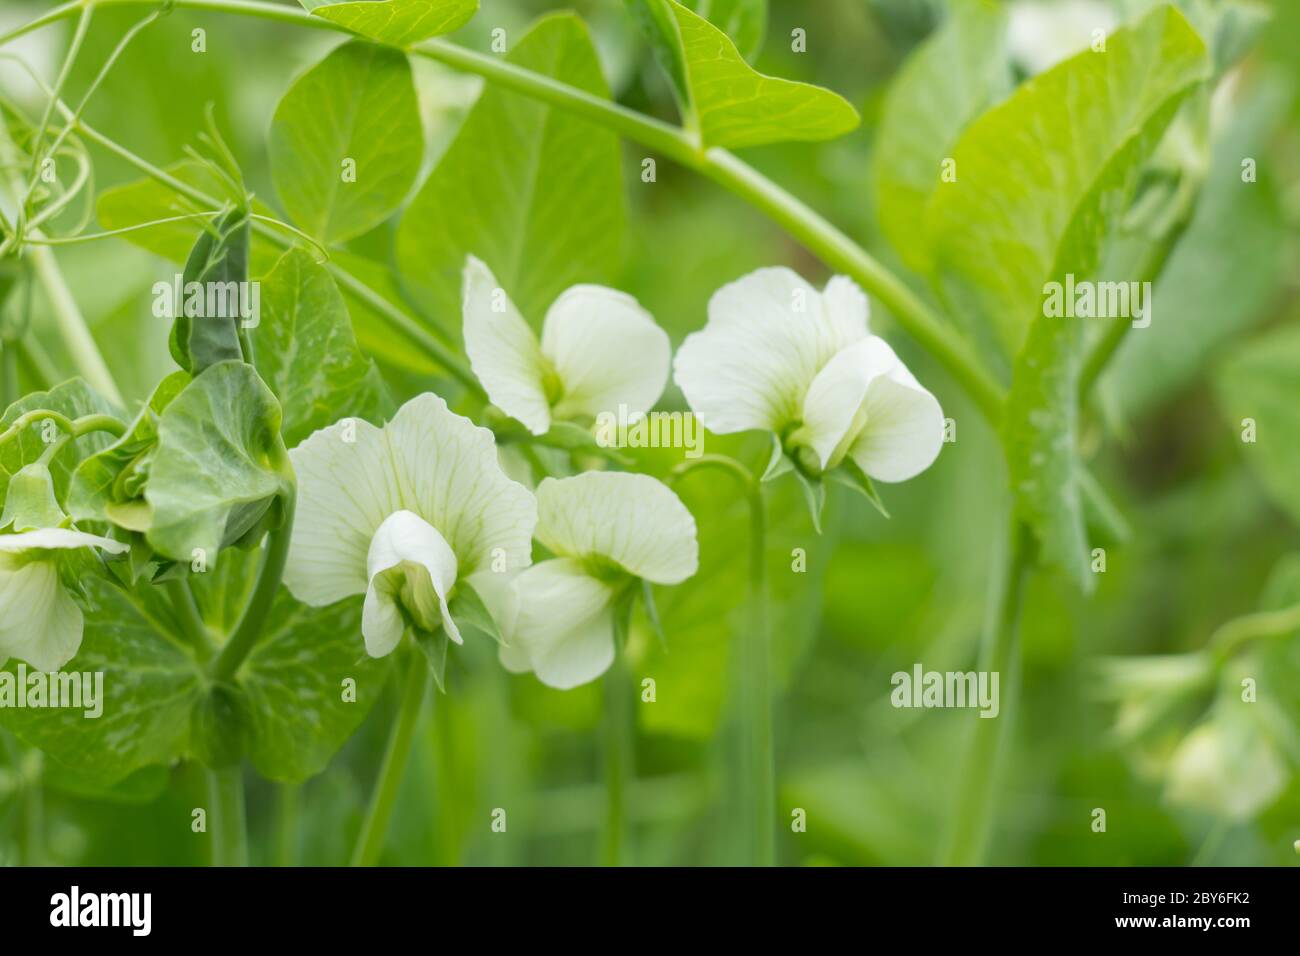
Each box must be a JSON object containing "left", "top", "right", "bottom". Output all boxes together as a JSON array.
[
  {"left": 496, "top": 472, "right": 698, "bottom": 690},
  {"left": 461, "top": 255, "right": 671, "bottom": 436},
  {"left": 0, "top": 528, "right": 129, "bottom": 671},
  {"left": 673, "top": 267, "right": 944, "bottom": 486},
  {"left": 284, "top": 393, "right": 537, "bottom": 659}
]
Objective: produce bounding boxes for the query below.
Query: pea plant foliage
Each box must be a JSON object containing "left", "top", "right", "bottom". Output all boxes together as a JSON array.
[{"left": 0, "top": 0, "right": 1289, "bottom": 867}]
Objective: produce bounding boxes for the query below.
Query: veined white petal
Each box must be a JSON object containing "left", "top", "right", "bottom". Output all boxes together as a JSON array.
[
  {"left": 821, "top": 275, "right": 871, "bottom": 338},
  {"left": 462, "top": 255, "right": 551, "bottom": 435},
  {"left": 286, "top": 416, "right": 398, "bottom": 606},
  {"left": 362, "top": 510, "right": 461, "bottom": 659},
  {"left": 846, "top": 344, "right": 945, "bottom": 483},
  {"left": 0, "top": 527, "right": 129, "bottom": 554},
  {"left": 536, "top": 472, "right": 698, "bottom": 585},
  {"left": 507, "top": 558, "right": 616, "bottom": 690},
  {"left": 286, "top": 393, "right": 538, "bottom": 610},
  {"left": 384, "top": 393, "right": 536, "bottom": 577},
  {"left": 540, "top": 285, "right": 670, "bottom": 422},
  {"left": 0, "top": 557, "right": 84, "bottom": 671},
  {"left": 673, "top": 268, "right": 868, "bottom": 434},
  {"left": 799, "top": 337, "right": 899, "bottom": 470}
]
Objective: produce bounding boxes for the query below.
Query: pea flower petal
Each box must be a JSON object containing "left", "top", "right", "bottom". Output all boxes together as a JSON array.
[
  {"left": 462, "top": 256, "right": 670, "bottom": 436},
  {"left": 500, "top": 558, "right": 617, "bottom": 690},
  {"left": 0, "top": 528, "right": 129, "bottom": 671},
  {"left": 362, "top": 510, "right": 462, "bottom": 658},
  {"left": 536, "top": 472, "right": 698, "bottom": 585},
  {"left": 799, "top": 337, "right": 945, "bottom": 481},
  {"left": 285, "top": 393, "right": 536, "bottom": 658},
  {"left": 499, "top": 472, "right": 698, "bottom": 689},
  {"left": 673, "top": 268, "right": 869, "bottom": 435}
]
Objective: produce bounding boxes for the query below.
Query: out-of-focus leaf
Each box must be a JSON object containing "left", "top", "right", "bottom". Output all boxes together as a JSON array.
[
  {"left": 627, "top": 0, "right": 857, "bottom": 149},
  {"left": 395, "top": 14, "right": 624, "bottom": 326},
  {"left": 252, "top": 248, "right": 392, "bottom": 446},
  {"left": 270, "top": 41, "right": 422, "bottom": 243},
  {"left": 927, "top": 4, "right": 1210, "bottom": 360},
  {"left": 872, "top": 0, "right": 1007, "bottom": 273},
  {"left": 1213, "top": 322, "right": 1300, "bottom": 527},
  {"left": 299, "top": 0, "right": 478, "bottom": 46}
]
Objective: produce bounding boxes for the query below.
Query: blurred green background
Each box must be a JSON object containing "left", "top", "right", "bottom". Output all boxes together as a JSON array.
[{"left": 1, "top": 0, "right": 1298, "bottom": 866}]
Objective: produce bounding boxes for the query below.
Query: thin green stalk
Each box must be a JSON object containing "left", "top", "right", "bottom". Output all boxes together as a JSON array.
[
  {"left": 940, "top": 521, "right": 1033, "bottom": 866},
  {"left": 165, "top": 578, "right": 213, "bottom": 663},
  {"left": 601, "top": 637, "right": 634, "bottom": 866},
  {"left": 17, "top": 749, "right": 45, "bottom": 866},
  {"left": 209, "top": 765, "right": 248, "bottom": 866},
  {"left": 211, "top": 481, "right": 295, "bottom": 683},
  {"left": 26, "top": 3, "right": 93, "bottom": 182},
  {"left": 740, "top": 479, "right": 775, "bottom": 866},
  {"left": 1078, "top": 216, "right": 1195, "bottom": 397},
  {"left": 351, "top": 657, "right": 429, "bottom": 867},
  {"left": 1210, "top": 602, "right": 1300, "bottom": 663},
  {"left": 276, "top": 783, "right": 301, "bottom": 867}
]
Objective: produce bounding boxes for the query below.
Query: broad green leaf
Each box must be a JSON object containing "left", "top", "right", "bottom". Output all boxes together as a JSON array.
[
  {"left": 628, "top": 0, "right": 858, "bottom": 149},
  {"left": 871, "top": 0, "right": 1007, "bottom": 273},
  {"left": 1, "top": 378, "right": 120, "bottom": 501},
  {"left": 252, "top": 248, "right": 393, "bottom": 446},
  {"left": 95, "top": 164, "right": 280, "bottom": 272},
  {"left": 683, "top": 0, "right": 767, "bottom": 61},
  {"left": 170, "top": 207, "right": 250, "bottom": 374},
  {"left": 270, "top": 41, "right": 422, "bottom": 243},
  {"left": 1213, "top": 322, "right": 1300, "bottom": 527},
  {"left": 926, "top": 4, "right": 1210, "bottom": 359},
  {"left": 0, "top": 552, "right": 386, "bottom": 786},
  {"left": 67, "top": 371, "right": 190, "bottom": 526},
  {"left": 395, "top": 13, "right": 624, "bottom": 325},
  {"left": 233, "top": 583, "right": 387, "bottom": 782},
  {"left": 300, "top": 0, "right": 478, "bottom": 46},
  {"left": 0, "top": 580, "right": 204, "bottom": 786},
  {"left": 930, "top": 5, "right": 1209, "bottom": 589},
  {"left": 145, "top": 361, "right": 291, "bottom": 563}
]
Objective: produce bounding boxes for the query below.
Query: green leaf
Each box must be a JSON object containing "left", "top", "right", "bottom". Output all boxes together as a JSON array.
[
  {"left": 270, "top": 40, "right": 422, "bottom": 243},
  {"left": 301, "top": 0, "right": 478, "bottom": 46},
  {"left": 145, "top": 362, "right": 291, "bottom": 563},
  {"left": 252, "top": 248, "right": 393, "bottom": 446},
  {"left": 190, "top": 683, "right": 248, "bottom": 769},
  {"left": 67, "top": 371, "right": 190, "bottom": 527},
  {"left": 682, "top": 0, "right": 767, "bottom": 61},
  {"left": 628, "top": 0, "right": 858, "bottom": 149},
  {"left": 0, "top": 581, "right": 204, "bottom": 787},
  {"left": 926, "top": 4, "right": 1210, "bottom": 360},
  {"left": 95, "top": 164, "right": 280, "bottom": 272},
  {"left": 534, "top": 420, "right": 633, "bottom": 466},
  {"left": 447, "top": 581, "right": 502, "bottom": 644},
  {"left": 235, "top": 585, "right": 388, "bottom": 783},
  {"left": 1, "top": 378, "right": 120, "bottom": 501},
  {"left": 871, "top": 0, "right": 1007, "bottom": 273},
  {"left": 395, "top": 13, "right": 625, "bottom": 326},
  {"left": 170, "top": 207, "right": 250, "bottom": 374},
  {"left": 1214, "top": 322, "right": 1300, "bottom": 527}
]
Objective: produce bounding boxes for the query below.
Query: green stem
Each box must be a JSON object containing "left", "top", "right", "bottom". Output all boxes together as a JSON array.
[
  {"left": 741, "top": 479, "right": 775, "bottom": 866},
  {"left": 1078, "top": 216, "right": 1194, "bottom": 397},
  {"left": 940, "top": 521, "right": 1033, "bottom": 866},
  {"left": 601, "top": 637, "right": 634, "bottom": 866},
  {"left": 351, "top": 657, "right": 429, "bottom": 867},
  {"left": 165, "top": 578, "right": 213, "bottom": 663},
  {"left": 1210, "top": 602, "right": 1300, "bottom": 663},
  {"left": 276, "top": 783, "right": 300, "bottom": 867},
  {"left": 1, "top": 340, "right": 17, "bottom": 407},
  {"left": 17, "top": 749, "right": 45, "bottom": 866},
  {"left": 211, "top": 482, "right": 295, "bottom": 683},
  {"left": 209, "top": 765, "right": 248, "bottom": 867}
]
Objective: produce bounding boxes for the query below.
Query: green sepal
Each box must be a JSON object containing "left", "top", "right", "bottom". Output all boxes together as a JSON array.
[
  {"left": 641, "top": 577, "right": 667, "bottom": 652},
  {"left": 0, "top": 462, "right": 67, "bottom": 531},
  {"left": 828, "top": 457, "right": 890, "bottom": 520},
  {"left": 792, "top": 468, "right": 825, "bottom": 535},
  {"left": 411, "top": 627, "right": 450, "bottom": 692},
  {"left": 536, "top": 420, "right": 634, "bottom": 466},
  {"left": 170, "top": 207, "right": 251, "bottom": 374},
  {"left": 447, "top": 581, "right": 503, "bottom": 645},
  {"left": 761, "top": 433, "right": 792, "bottom": 482}
]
